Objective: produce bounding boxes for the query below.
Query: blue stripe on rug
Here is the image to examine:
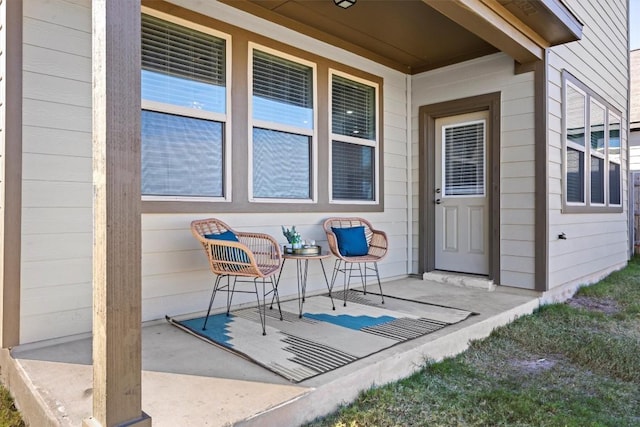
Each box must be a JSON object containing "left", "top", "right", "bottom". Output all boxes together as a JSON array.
[
  {"left": 303, "top": 313, "right": 395, "bottom": 330},
  {"left": 179, "top": 314, "right": 234, "bottom": 348}
]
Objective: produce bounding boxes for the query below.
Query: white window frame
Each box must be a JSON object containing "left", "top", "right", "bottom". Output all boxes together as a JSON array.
[
  {"left": 140, "top": 7, "right": 232, "bottom": 202},
  {"left": 329, "top": 69, "right": 380, "bottom": 205},
  {"left": 248, "top": 43, "right": 318, "bottom": 204}
]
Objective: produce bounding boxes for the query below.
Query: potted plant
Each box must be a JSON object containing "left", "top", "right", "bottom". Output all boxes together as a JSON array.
[{"left": 282, "top": 226, "right": 302, "bottom": 249}]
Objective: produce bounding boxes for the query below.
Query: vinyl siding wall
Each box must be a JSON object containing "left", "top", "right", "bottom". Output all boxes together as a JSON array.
[
  {"left": 19, "top": 0, "right": 410, "bottom": 343},
  {"left": 21, "top": 0, "right": 93, "bottom": 343},
  {"left": 546, "top": 0, "right": 629, "bottom": 291},
  {"left": 411, "top": 53, "right": 536, "bottom": 289}
]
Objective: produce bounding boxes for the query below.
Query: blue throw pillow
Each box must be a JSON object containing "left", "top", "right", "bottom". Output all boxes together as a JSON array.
[
  {"left": 204, "top": 231, "right": 250, "bottom": 264},
  {"left": 331, "top": 226, "right": 369, "bottom": 257},
  {"left": 204, "top": 230, "right": 238, "bottom": 242}
]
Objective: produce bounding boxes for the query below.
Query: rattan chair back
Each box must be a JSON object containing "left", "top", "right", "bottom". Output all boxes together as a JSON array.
[
  {"left": 322, "top": 217, "right": 388, "bottom": 261},
  {"left": 191, "top": 218, "right": 281, "bottom": 278}
]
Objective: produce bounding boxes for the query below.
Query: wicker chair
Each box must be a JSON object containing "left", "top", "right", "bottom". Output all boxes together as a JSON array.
[
  {"left": 191, "top": 218, "right": 283, "bottom": 335},
  {"left": 323, "top": 217, "right": 388, "bottom": 306}
]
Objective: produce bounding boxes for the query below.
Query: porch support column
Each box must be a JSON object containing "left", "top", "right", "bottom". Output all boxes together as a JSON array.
[
  {"left": 84, "top": 1, "right": 150, "bottom": 426},
  {"left": 0, "top": 0, "right": 22, "bottom": 349},
  {"left": 422, "top": 0, "right": 547, "bottom": 64}
]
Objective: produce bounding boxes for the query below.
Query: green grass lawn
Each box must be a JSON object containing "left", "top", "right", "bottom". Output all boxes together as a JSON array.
[{"left": 306, "top": 258, "right": 640, "bottom": 427}]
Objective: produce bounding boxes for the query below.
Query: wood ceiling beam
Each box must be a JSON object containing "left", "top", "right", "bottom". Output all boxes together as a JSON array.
[{"left": 423, "top": 0, "right": 548, "bottom": 64}]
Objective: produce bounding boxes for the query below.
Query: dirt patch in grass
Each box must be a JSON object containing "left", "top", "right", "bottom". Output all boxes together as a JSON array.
[
  {"left": 509, "top": 357, "right": 557, "bottom": 374},
  {"left": 566, "top": 295, "right": 620, "bottom": 315}
]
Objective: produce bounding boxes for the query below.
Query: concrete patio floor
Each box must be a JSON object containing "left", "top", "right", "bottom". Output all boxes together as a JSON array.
[{"left": 10, "top": 277, "right": 540, "bottom": 427}]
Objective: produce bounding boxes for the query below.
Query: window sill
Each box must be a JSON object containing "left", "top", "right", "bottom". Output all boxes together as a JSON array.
[
  {"left": 142, "top": 199, "right": 384, "bottom": 214},
  {"left": 562, "top": 204, "right": 623, "bottom": 214}
]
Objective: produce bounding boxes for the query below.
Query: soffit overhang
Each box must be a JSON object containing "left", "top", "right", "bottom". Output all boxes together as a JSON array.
[{"left": 220, "top": 0, "right": 583, "bottom": 74}]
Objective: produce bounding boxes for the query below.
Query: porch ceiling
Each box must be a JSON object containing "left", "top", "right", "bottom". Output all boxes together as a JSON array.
[{"left": 220, "top": 0, "right": 582, "bottom": 74}]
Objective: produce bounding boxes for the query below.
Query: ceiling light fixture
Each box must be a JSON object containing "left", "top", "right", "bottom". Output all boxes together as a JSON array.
[{"left": 334, "top": 0, "right": 356, "bottom": 9}]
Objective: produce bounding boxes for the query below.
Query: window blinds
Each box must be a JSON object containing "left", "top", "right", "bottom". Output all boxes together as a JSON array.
[
  {"left": 609, "top": 162, "right": 621, "bottom": 205},
  {"left": 141, "top": 110, "right": 223, "bottom": 197},
  {"left": 332, "top": 142, "right": 374, "bottom": 200},
  {"left": 253, "top": 50, "right": 312, "bottom": 108},
  {"left": 444, "top": 122, "right": 485, "bottom": 196},
  {"left": 142, "top": 14, "right": 226, "bottom": 87},
  {"left": 332, "top": 75, "right": 375, "bottom": 140},
  {"left": 566, "top": 148, "right": 585, "bottom": 203},
  {"left": 590, "top": 157, "right": 604, "bottom": 204},
  {"left": 252, "top": 128, "right": 311, "bottom": 199}
]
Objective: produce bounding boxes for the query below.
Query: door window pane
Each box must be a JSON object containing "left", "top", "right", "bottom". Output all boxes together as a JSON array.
[
  {"left": 443, "top": 122, "right": 485, "bottom": 196},
  {"left": 252, "top": 128, "right": 310, "bottom": 199},
  {"left": 142, "top": 111, "right": 223, "bottom": 197},
  {"left": 332, "top": 142, "right": 374, "bottom": 201}
]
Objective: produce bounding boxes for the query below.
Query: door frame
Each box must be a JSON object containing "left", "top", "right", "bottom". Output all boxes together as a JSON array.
[{"left": 418, "top": 92, "right": 501, "bottom": 284}]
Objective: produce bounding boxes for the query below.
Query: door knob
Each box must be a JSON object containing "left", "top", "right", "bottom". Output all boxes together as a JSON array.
[{"left": 435, "top": 198, "right": 441, "bottom": 204}]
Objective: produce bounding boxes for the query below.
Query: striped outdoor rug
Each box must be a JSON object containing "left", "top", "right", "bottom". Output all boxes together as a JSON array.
[{"left": 167, "top": 290, "right": 474, "bottom": 383}]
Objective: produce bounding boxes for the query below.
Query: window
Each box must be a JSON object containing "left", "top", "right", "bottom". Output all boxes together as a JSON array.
[
  {"left": 140, "top": 12, "right": 229, "bottom": 200},
  {"left": 249, "top": 46, "right": 315, "bottom": 201},
  {"left": 562, "top": 72, "right": 623, "bottom": 212},
  {"left": 140, "top": 6, "right": 384, "bottom": 213},
  {"left": 330, "top": 72, "right": 378, "bottom": 202}
]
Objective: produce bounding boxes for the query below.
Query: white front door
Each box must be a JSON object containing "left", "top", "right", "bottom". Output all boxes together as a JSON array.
[{"left": 434, "top": 111, "right": 489, "bottom": 275}]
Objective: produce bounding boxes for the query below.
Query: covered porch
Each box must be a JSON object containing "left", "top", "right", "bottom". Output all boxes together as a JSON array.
[
  {"left": 0, "top": 0, "right": 584, "bottom": 426},
  {"left": 9, "top": 278, "right": 539, "bottom": 426}
]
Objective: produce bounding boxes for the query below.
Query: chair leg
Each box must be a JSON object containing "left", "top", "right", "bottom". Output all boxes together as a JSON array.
[
  {"left": 329, "top": 259, "right": 340, "bottom": 295},
  {"left": 270, "top": 276, "right": 283, "bottom": 320},
  {"left": 319, "top": 259, "right": 335, "bottom": 311},
  {"left": 270, "top": 258, "right": 286, "bottom": 310},
  {"left": 254, "top": 278, "right": 266, "bottom": 336},
  {"left": 343, "top": 261, "right": 350, "bottom": 307},
  {"left": 359, "top": 263, "right": 367, "bottom": 295},
  {"left": 373, "top": 262, "right": 384, "bottom": 304},
  {"left": 203, "top": 275, "right": 224, "bottom": 331},
  {"left": 227, "top": 276, "right": 237, "bottom": 316}
]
